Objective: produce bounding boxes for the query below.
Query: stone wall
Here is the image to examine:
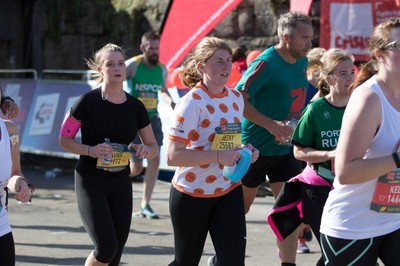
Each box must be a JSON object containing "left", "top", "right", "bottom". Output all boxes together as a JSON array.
[{"left": 0, "top": 0, "right": 321, "bottom": 73}]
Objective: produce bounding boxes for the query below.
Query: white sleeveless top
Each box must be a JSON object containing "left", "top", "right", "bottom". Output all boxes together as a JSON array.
[
  {"left": 0, "top": 119, "right": 12, "bottom": 237},
  {"left": 320, "top": 76, "right": 400, "bottom": 239}
]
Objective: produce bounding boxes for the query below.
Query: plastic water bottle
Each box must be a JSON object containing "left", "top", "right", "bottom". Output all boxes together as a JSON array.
[
  {"left": 102, "top": 138, "right": 112, "bottom": 165},
  {"left": 286, "top": 118, "right": 298, "bottom": 131},
  {"left": 275, "top": 118, "right": 298, "bottom": 146}
]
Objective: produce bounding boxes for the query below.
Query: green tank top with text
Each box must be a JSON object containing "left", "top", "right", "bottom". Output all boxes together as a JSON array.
[{"left": 130, "top": 56, "right": 163, "bottom": 119}]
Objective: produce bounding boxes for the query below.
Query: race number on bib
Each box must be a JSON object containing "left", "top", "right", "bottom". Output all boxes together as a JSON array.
[
  {"left": 138, "top": 97, "right": 158, "bottom": 110},
  {"left": 210, "top": 133, "right": 242, "bottom": 150},
  {"left": 371, "top": 169, "right": 400, "bottom": 213},
  {"left": 211, "top": 123, "right": 242, "bottom": 150},
  {"left": 96, "top": 143, "right": 131, "bottom": 172}
]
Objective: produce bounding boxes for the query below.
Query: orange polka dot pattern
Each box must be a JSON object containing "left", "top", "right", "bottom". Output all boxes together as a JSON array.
[{"left": 168, "top": 84, "right": 244, "bottom": 198}]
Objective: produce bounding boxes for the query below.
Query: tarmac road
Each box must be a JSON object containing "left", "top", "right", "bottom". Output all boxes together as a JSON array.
[{"left": 8, "top": 157, "right": 322, "bottom": 266}]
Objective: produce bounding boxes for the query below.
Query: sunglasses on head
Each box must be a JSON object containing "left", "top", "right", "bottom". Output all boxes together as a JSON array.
[{"left": 385, "top": 41, "right": 400, "bottom": 51}]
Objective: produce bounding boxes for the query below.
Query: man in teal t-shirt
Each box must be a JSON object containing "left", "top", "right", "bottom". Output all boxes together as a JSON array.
[
  {"left": 235, "top": 12, "right": 313, "bottom": 265},
  {"left": 125, "top": 31, "right": 175, "bottom": 219}
]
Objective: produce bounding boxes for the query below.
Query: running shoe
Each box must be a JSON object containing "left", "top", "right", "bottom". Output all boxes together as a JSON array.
[
  {"left": 140, "top": 205, "right": 159, "bottom": 219},
  {"left": 297, "top": 237, "right": 310, "bottom": 254}
]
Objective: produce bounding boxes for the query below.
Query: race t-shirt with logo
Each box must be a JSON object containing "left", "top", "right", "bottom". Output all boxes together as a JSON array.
[
  {"left": 291, "top": 97, "right": 345, "bottom": 181},
  {"left": 129, "top": 55, "right": 164, "bottom": 119},
  {"left": 168, "top": 84, "right": 244, "bottom": 198},
  {"left": 235, "top": 46, "right": 308, "bottom": 156},
  {"left": 71, "top": 88, "right": 150, "bottom": 177}
]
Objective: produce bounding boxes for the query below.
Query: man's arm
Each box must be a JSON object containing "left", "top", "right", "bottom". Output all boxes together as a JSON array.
[{"left": 240, "top": 90, "right": 293, "bottom": 143}]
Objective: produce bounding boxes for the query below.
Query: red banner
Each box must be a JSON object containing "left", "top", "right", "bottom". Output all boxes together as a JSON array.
[
  {"left": 160, "top": 0, "right": 242, "bottom": 70},
  {"left": 320, "top": 0, "right": 400, "bottom": 61},
  {"left": 290, "top": 0, "right": 313, "bottom": 14}
]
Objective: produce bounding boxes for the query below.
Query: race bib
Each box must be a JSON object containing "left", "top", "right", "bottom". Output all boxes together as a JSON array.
[
  {"left": 371, "top": 169, "right": 400, "bottom": 213},
  {"left": 138, "top": 97, "right": 158, "bottom": 110},
  {"left": 210, "top": 123, "right": 242, "bottom": 150},
  {"left": 96, "top": 143, "right": 130, "bottom": 172},
  {"left": 210, "top": 133, "right": 242, "bottom": 150}
]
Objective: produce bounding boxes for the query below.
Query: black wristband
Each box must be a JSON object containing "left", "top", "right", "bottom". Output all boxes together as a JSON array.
[{"left": 392, "top": 152, "right": 400, "bottom": 168}]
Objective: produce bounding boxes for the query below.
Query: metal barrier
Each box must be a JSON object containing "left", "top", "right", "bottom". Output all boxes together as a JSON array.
[
  {"left": 40, "top": 69, "right": 98, "bottom": 88},
  {"left": 0, "top": 69, "right": 38, "bottom": 80}
]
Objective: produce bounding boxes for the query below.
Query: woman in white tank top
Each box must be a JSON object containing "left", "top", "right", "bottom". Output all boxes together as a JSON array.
[
  {"left": 320, "top": 18, "right": 400, "bottom": 266},
  {"left": 0, "top": 87, "right": 32, "bottom": 266}
]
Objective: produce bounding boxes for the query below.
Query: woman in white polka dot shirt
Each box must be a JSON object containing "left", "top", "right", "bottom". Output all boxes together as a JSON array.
[{"left": 167, "top": 37, "right": 259, "bottom": 266}]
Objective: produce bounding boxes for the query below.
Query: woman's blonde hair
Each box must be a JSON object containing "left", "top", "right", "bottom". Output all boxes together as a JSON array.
[
  {"left": 306, "top": 47, "right": 326, "bottom": 89},
  {"left": 181, "top": 37, "right": 232, "bottom": 88},
  {"left": 307, "top": 47, "right": 326, "bottom": 70}
]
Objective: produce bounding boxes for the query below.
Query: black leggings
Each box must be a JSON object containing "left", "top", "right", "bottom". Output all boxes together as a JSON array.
[
  {"left": 168, "top": 185, "right": 246, "bottom": 266},
  {"left": 75, "top": 171, "right": 132, "bottom": 265},
  {"left": 321, "top": 228, "right": 400, "bottom": 266},
  {"left": 300, "top": 183, "right": 331, "bottom": 266},
  {"left": 0, "top": 232, "right": 15, "bottom": 266}
]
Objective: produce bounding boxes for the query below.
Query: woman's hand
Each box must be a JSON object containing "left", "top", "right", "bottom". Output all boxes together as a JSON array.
[
  {"left": 243, "top": 144, "right": 260, "bottom": 163},
  {"left": 14, "top": 178, "right": 33, "bottom": 203},
  {"left": 270, "top": 120, "right": 295, "bottom": 144},
  {"left": 218, "top": 149, "right": 242, "bottom": 166},
  {"left": 129, "top": 143, "right": 150, "bottom": 159},
  {"left": 88, "top": 143, "right": 113, "bottom": 159}
]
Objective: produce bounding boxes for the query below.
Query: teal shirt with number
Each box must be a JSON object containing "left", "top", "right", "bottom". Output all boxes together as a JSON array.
[
  {"left": 291, "top": 97, "right": 346, "bottom": 179},
  {"left": 235, "top": 46, "right": 308, "bottom": 156}
]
